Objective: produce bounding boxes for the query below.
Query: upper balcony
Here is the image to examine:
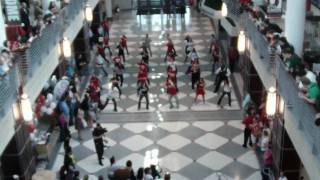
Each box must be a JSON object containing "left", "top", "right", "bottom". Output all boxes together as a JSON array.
[
  {"left": 0, "top": 0, "right": 100, "bottom": 118},
  {"left": 224, "top": 0, "right": 320, "bottom": 178}
]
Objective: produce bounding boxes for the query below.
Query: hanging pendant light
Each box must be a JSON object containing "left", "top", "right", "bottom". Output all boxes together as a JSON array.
[
  {"left": 221, "top": 2, "right": 228, "bottom": 17},
  {"left": 237, "top": 31, "right": 246, "bottom": 53},
  {"left": 266, "top": 87, "right": 277, "bottom": 116},
  {"left": 84, "top": 4, "right": 93, "bottom": 22}
]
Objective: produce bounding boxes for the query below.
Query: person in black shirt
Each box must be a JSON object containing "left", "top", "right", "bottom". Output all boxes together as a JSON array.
[{"left": 92, "top": 123, "right": 108, "bottom": 166}]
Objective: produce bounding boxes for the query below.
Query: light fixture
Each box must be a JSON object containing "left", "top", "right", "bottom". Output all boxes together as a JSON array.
[
  {"left": 279, "top": 97, "right": 285, "bottom": 115},
  {"left": 20, "top": 93, "right": 33, "bottom": 122},
  {"left": 84, "top": 4, "right": 93, "bottom": 22},
  {"left": 237, "top": 31, "right": 246, "bottom": 53},
  {"left": 61, "top": 37, "right": 71, "bottom": 58},
  {"left": 266, "top": 87, "right": 277, "bottom": 116},
  {"left": 221, "top": 2, "right": 228, "bottom": 17}
]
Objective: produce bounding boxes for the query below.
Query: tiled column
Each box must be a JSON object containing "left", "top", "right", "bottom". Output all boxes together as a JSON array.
[
  {"left": 272, "top": 118, "right": 301, "bottom": 180},
  {"left": 0, "top": 3, "right": 6, "bottom": 45},
  {"left": 1, "top": 123, "right": 36, "bottom": 180},
  {"left": 284, "top": 0, "right": 306, "bottom": 57}
]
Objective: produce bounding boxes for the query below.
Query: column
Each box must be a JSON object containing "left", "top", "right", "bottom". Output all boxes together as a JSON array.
[
  {"left": 0, "top": 3, "right": 7, "bottom": 45},
  {"left": 1, "top": 124, "right": 35, "bottom": 180},
  {"left": 106, "top": 0, "right": 113, "bottom": 19},
  {"left": 284, "top": 0, "right": 306, "bottom": 57}
]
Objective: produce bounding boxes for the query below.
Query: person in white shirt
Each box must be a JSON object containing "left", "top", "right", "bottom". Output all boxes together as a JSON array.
[
  {"left": 278, "top": 172, "right": 288, "bottom": 180},
  {"left": 101, "top": 81, "right": 117, "bottom": 112},
  {"left": 260, "top": 130, "right": 270, "bottom": 152},
  {"left": 217, "top": 79, "right": 232, "bottom": 107}
]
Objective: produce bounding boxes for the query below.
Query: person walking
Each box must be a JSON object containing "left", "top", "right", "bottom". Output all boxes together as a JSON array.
[
  {"left": 166, "top": 78, "right": 179, "bottom": 109},
  {"left": 137, "top": 81, "right": 149, "bottom": 110},
  {"left": 92, "top": 123, "right": 108, "bottom": 166},
  {"left": 194, "top": 78, "right": 206, "bottom": 103},
  {"left": 217, "top": 79, "right": 232, "bottom": 107},
  {"left": 113, "top": 56, "right": 125, "bottom": 87},
  {"left": 188, "top": 59, "right": 201, "bottom": 90}
]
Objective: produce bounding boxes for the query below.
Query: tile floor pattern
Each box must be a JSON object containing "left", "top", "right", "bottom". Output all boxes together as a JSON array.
[{"left": 50, "top": 9, "right": 261, "bottom": 180}]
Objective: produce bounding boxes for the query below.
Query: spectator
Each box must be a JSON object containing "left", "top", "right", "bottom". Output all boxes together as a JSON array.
[
  {"left": 33, "top": 1, "right": 44, "bottom": 18},
  {"left": 20, "top": 2, "right": 30, "bottom": 32},
  {"left": 136, "top": 167, "right": 144, "bottom": 180},
  {"left": 73, "top": 171, "right": 80, "bottom": 180},
  {"left": 299, "top": 76, "right": 320, "bottom": 105},
  {"left": 283, "top": 50, "right": 302, "bottom": 77},
  {"left": 150, "top": 165, "right": 161, "bottom": 179},
  {"left": 144, "top": 168, "right": 153, "bottom": 180},
  {"left": 242, "top": 113, "right": 253, "bottom": 148},
  {"left": 126, "top": 160, "right": 136, "bottom": 180},
  {"left": 260, "top": 130, "right": 270, "bottom": 152},
  {"left": 108, "top": 156, "right": 123, "bottom": 179},
  {"left": 278, "top": 172, "right": 288, "bottom": 180}
]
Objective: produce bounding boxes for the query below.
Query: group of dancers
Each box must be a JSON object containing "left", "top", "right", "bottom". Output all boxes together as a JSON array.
[{"left": 90, "top": 27, "right": 233, "bottom": 112}]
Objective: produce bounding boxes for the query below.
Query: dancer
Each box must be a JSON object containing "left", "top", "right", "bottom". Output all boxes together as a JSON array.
[
  {"left": 144, "top": 33, "right": 152, "bottom": 56},
  {"left": 103, "top": 34, "right": 112, "bottom": 57},
  {"left": 217, "top": 79, "right": 232, "bottom": 107},
  {"left": 164, "top": 39, "right": 176, "bottom": 62},
  {"left": 110, "top": 74, "right": 122, "bottom": 98},
  {"left": 166, "top": 78, "right": 179, "bottom": 109},
  {"left": 94, "top": 52, "right": 108, "bottom": 77},
  {"left": 186, "top": 59, "right": 201, "bottom": 89},
  {"left": 113, "top": 56, "right": 125, "bottom": 87},
  {"left": 214, "top": 64, "right": 231, "bottom": 93},
  {"left": 194, "top": 78, "right": 206, "bottom": 103},
  {"left": 120, "top": 35, "right": 129, "bottom": 55},
  {"left": 116, "top": 42, "right": 126, "bottom": 62},
  {"left": 137, "top": 81, "right": 149, "bottom": 110},
  {"left": 97, "top": 42, "right": 110, "bottom": 63},
  {"left": 184, "top": 34, "right": 193, "bottom": 63},
  {"left": 92, "top": 123, "right": 108, "bottom": 166},
  {"left": 102, "top": 81, "right": 118, "bottom": 112}
]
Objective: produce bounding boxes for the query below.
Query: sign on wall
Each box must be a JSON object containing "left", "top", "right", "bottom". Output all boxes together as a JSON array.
[{"left": 3, "top": 0, "right": 20, "bottom": 22}]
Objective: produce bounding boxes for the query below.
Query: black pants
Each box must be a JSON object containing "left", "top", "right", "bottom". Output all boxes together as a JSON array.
[
  {"left": 138, "top": 94, "right": 149, "bottom": 109},
  {"left": 105, "top": 98, "right": 117, "bottom": 111},
  {"left": 214, "top": 78, "right": 225, "bottom": 93},
  {"left": 116, "top": 74, "right": 124, "bottom": 86},
  {"left": 119, "top": 52, "right": 125, "bottom": 62},
  {"left": 95, "top": 143, "right": 104, "bottom": 164},
  {"left": 217, "top": 92, "right": 231, "bottom": 106},
  {"left": 243, "top": 127, "right": 252, "bottom": 147},
  {"left": 191, "top": 72, "right": 200, "bottom": 89},
  {"left": 113, "top": 84, "right": 122, "bottom": 97}
]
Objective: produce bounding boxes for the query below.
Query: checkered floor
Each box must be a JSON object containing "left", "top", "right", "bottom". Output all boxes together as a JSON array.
[{"left": 50, "top": 9, "right": 261, "bottom": 180}]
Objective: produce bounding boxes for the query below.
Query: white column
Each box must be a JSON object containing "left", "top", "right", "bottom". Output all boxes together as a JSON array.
[
  {"left": 105, "top": 0, "right": 112, "bottom": 19},
  {"left": 0, "top": 3, "right": 6, "bottom": 45},
  {"left": 285, "top": 0, "right": 306, "bottom": 57}
]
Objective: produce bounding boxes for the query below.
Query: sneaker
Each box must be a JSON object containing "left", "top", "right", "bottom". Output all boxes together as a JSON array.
[{"left": 242, "top": 144, "right": 247, "bottom": 148}]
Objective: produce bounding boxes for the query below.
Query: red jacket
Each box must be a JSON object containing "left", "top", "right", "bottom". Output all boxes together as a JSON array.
[{"left": 120, "top": 36, "right": 127, "bottom": 46}]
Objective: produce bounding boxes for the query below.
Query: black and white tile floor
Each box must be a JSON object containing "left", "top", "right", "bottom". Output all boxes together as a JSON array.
[{"left": 50, "top": 9, "right": 262, "bottom": 180}]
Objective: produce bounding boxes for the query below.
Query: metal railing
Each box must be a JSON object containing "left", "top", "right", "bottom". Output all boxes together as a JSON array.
[
  {"left": 277, "top": 60, "right": 320, "bottom": 155},
  {"left": 0, "top": 0, "right": 87, "bottom": 118}
]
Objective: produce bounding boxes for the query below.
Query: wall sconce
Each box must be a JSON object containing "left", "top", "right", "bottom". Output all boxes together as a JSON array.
[
  {"left": 266, "top": 87, "right": 277, "bottom": 116},
  {"left": 237, "top": 31, "right": 246, "bottom": 53},
  {"left": 12, "top": 93, "right": 33, "bottom": 122},
  {"left": 221, "top": 2, "right": 228, "bottom": 17},
  {"left": 60, "top": 37, "right": 71, "bottom": 58},
  {"left": 84, "top": 4, "right": 93, "bottom": 22}
]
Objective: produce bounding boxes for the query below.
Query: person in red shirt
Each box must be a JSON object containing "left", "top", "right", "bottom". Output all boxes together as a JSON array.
[
  {"left": 120, "top": 35, "right": 129, "bottom": 55},
  {"left": 242, "top": 113, "right": 254, "bottom": 148},
  {"left": 166, "top": 78, "right": 179, "bottom": 109},
  {"left": 167, "top": 63, "right": 177, "bottom": 86},
  {"left": 194, "top": 78, "right": 205, "bottom": 103},
  {"left": 164, "top": 39, "right": 176, "bottom": 62}
]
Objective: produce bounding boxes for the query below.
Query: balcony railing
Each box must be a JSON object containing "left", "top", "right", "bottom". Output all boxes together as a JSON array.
[{"left": 0, "top": 0, "right": 87, "bottom": 118}]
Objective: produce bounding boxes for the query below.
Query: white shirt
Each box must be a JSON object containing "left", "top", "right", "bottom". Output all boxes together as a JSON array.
[
  {"left": 278, "top": 176, "right": 288, "bottom": 180},
  {"left": 144, "top": 174, "right": 154, "bottom": 180},
  {"left": 260, "top": 136, "right": 270, "bottom": 152}
]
